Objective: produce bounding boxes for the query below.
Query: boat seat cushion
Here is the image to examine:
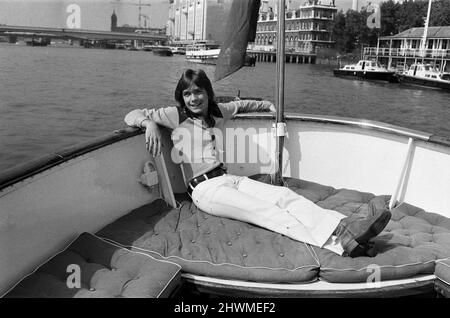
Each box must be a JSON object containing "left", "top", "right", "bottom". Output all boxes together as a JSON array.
[
  {"left": 4, "top": 233, "right": 182, "bottom": 298},
  {"left": 97, "top": 175, "right": 450, "bottom": 284},
  {"left": 97, "top": 197, "right": 320, "bottom": 283},
  {"left": 435, "top": 258, "right": 450, "bottom": 297}
]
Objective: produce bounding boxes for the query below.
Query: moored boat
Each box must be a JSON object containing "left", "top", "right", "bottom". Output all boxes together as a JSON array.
[
  {"left": 152, "top": 46, "right": 174, "bottom": 56},
  {"left": 169, "top": 46, "right": 186, "bottom": 55},
  {"left": 142, "top": 44, "right": 156, "bottom": 52},
  {"left": 25, "top": 39, "right": 49, "bottom": 47},
  {"left": 333, "top": 60, "right": 398, "bottom": 82},
  {"left": 185, "top": 42, "right": 221, "bottom": 64},
  {"left": 185, "top": 42, "right": 255, "bottom": 67},
  {"left": 396, "top": 63, "right": 450, "bottom": 90}
]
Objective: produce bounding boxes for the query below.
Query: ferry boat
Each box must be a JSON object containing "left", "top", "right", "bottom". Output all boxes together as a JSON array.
[
  {"left": 185, "top": 43, "right": 255, "bottom": 66},
  {"left": 142, "top": 44, "right": 156, "bottom": 52},
  {"left": 169, "top": 46, "right": 186, "bottom": 55},
  {"left": 396, "top": 63, "right": 450, "bottom": 90},
  {"left": 152, "top": 46, "right": 174, "bottom": 57},
  {"left": 333, "top": 60, "right": 398, "bottom": 82},
  {"left": 185, "top": 42, "right": 221, "bottom": 64}
]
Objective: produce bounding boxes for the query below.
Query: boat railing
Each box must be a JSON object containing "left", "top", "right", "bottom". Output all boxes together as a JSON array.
[
  {"left": 364, "top": 47, "right": 450, "bottom": 58},
  {"left": 3, "top": 113, "right": 445, "bottom": 193}
]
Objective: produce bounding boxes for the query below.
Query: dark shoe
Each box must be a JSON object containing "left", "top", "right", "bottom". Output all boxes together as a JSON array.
[{"left": 335, "top": 202, "right": 391, "bottom": 257}]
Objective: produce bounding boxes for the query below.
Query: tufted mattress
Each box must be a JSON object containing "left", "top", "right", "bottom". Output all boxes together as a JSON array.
[
  {"left": 97, "top": 175, "right": 450, "bottom": 284},
  {"left": 4, "top": 233, "right": 182, "bottom": 298}
]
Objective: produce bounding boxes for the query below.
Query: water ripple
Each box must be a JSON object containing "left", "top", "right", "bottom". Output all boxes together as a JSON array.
[{"left": 1, "top": 44, "right": 449, "bottom": 170}]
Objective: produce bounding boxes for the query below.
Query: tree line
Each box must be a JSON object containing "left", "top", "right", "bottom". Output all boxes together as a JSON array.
[{"left": 332, "top": 0, "right": 450, "bottom": 54}]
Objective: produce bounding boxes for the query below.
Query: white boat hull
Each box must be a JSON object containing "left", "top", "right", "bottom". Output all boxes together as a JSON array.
[
  {"left": 1, "top": 114, "right": 450, "bottom": 296},
  {"left": 185, "top": 48, "right": 220, "bottom": 64}
]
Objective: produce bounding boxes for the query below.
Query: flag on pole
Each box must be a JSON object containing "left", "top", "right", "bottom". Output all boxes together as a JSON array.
[{"left": 214, "top": 0, "right": 261, "bottom": 82}]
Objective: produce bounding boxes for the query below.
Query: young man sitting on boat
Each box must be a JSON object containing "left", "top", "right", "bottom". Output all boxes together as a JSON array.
[{"left": 124, "top": 69, "right": 392, "bottom": 257}]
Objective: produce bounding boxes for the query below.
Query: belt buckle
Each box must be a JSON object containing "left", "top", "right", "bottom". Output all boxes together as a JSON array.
[
  {"left": 187, "top": 181, "right": 195, "bottom": 197},
  {"left": 188, "top": 176, "right": 202, "bottom": 194},
  {"left": 188, "top": 167, "right": 223, "bottom": 197}
]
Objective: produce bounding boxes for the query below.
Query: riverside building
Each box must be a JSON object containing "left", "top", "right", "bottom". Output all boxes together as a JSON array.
[
  {"left": 252, "top": 0, "right": 337, "bottom": 54},
  {"left": 166, "top": 0, "right": 233, "bottom": 45},
  {"left": 364, "top": 26, "right": 450, "bottom": 73}
]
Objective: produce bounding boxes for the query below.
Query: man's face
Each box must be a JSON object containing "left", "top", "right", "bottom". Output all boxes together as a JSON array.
[{"left": 182, "top": 84, "right": 209, "bottom": 117}]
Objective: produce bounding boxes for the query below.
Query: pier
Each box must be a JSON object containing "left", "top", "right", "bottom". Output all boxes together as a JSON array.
[
  {"left": 248, "top": 50, "right": 316, "bottom": 64},
  {"left": 364, "top": 26, "right": 450, "bottom": 73},
  {"left": 364, "top": 47, "right": 450, "bottom": 72}
]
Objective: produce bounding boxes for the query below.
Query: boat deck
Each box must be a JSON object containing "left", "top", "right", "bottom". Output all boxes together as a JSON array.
[
  {"left": 2, "top": 115, "right": 450, "bottom": 297},
  {"left": 7, "top": 175, "right": 448, "bottom": 297}
]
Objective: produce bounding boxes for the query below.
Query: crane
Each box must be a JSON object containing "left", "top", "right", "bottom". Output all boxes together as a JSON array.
[{"left": 111, "top": 0, "right": 151, "bottom": 29}]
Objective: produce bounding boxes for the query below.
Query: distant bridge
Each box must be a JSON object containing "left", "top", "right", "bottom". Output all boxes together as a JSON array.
[{"left": 0, "top": 25, "right": 167, "bottom": 42}]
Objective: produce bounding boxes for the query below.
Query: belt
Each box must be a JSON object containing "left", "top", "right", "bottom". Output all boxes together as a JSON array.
[{"left": 187, "top": 164, "right": 227, "bottom": 196}]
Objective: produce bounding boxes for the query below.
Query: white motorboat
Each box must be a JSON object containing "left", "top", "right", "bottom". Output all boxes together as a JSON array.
[
  {"left": 333, "top": 60, "right": 398, "bottom": 82},
  {"left": 169, "top": 46, "right": 186, "bottom": 55},
  {"left": 395, "top": 1, "right": 450, "bottom": 91},
  {"left": 185, "top": 42, "right": 221, "bottom": 64},
  {"left": 397, "top": 63, "right": 450, "bottom": 90}
]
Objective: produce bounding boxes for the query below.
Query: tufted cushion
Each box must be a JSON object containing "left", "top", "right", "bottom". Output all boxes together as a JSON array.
[
  {"left": 264, "top": 177, "right": 450, "bottom": 283},
  {"left": 4, "top": 233, "right": 182, "bottom": 298},
  {"left": 313, "top": 201, "right": 450, "bottom": 283},
  {"left": 97, "top": 197, "right": 319, "bottom": 283},
  {"left": 98, "top": 176, "right": 450, "bottom": 284},
  {"left": 435, "top": 258, "right": 450, "bottom": 297}
]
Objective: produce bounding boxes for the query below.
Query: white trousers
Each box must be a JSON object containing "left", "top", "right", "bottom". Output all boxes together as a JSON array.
[{"left": 191, "top": 174, "right": 347, "bottom": 255}]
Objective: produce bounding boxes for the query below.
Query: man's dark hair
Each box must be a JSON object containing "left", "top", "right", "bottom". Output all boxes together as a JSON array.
[{"left": 175, "top": 69, "right": 222, "bottom": 127}]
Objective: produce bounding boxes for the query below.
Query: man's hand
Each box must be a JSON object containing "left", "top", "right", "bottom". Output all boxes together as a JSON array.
[
  {"left": 142, "top": 119, "right": 162, "bottom": 157},
  {"left": 268, "top": 102, "right": 276, "bottom": 113}
]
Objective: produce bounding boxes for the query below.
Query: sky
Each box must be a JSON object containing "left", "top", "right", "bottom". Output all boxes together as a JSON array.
[
  {"left": 0, "top": 0, "right": 169, "bottom": 29},
  {"left": 0, "top": 0, "right": 383, "bottom": 30}
]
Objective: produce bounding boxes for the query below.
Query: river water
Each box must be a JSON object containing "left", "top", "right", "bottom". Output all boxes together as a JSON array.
[{"left": 1, "top": 43, "right": 449, "bottom": 171}]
